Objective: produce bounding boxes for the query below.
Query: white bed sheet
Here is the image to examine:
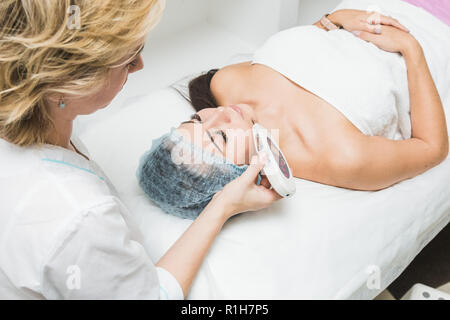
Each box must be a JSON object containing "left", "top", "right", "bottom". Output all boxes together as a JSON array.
[
  {"left": 78, "top": 1, "right": 450, "bottom": 299},
  {"left": 79, "top": 86, "right": 450, "bottom": 299}
]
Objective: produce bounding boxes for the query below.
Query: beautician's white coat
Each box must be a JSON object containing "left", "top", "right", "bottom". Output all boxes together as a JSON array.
[{"left": 0, "top": 137, "right": 183, "bottom": 300}]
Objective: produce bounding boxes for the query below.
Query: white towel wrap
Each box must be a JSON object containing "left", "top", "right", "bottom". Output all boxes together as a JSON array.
[
  {"left": 253, "top": 25, "right": 411, "bottom": 140},
  {"left": 252, "top": 0, "right": 450, "bottom": 141}
]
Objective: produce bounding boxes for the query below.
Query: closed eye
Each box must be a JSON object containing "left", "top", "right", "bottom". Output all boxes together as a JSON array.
[
  {"left": 181, "top": 114, "right": 202, "bottom": 125},
  {"left": 191, "top": 114, "right": 202, "bottom": 122},
  {"left": 126, "top": 59, "right": 138, "bottom": 68},
  {"left": 217, "top": 130, "right": 228, "bottom": 143}
]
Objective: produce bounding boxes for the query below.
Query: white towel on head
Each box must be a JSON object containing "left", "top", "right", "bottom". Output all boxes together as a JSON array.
[{"left": 252, "top": 0, "right": 450, "bottom": 141}]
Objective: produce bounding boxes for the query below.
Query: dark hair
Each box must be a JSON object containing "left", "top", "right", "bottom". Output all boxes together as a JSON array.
[{"left": 188, "top": 69, "right": 219, "bottom": 112}]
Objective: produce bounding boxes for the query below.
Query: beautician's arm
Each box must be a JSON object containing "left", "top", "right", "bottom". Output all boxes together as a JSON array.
[
  {"left": 339, "top": 26, "right": 449, "bottom": 191},
  {"left": 156, "top": 154, "right": 281, "bottom": 297}
]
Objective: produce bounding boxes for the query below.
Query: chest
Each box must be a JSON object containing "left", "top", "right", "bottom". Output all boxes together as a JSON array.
[{"left": 250, "top": 65, "right": 359, "bottom": 158}]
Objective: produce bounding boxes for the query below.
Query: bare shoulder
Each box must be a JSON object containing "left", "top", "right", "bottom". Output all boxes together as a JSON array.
[
  {"left": 284, "top": 101, "right": 367, "bottom": 187},
  {"left": 211, "top": 62, "right": 252, "bottom": 105}
]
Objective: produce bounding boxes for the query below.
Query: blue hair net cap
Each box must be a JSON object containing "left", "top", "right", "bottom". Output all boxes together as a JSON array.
[{"left": 137, "top": 129, "right": 248, "bottom": 220}]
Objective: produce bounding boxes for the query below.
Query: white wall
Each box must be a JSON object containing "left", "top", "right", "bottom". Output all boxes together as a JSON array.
[
  {"left": 150, "top": 0, "right": 344, "bottom": 41},
  {"left": 297, "top": 0, "right": 342, "bottom": 25},
  {"left": 149, "top": 0, "right": 345, "bottom": 45},
  {"left": 208, "top": 0, "right": 300, "bottom": 47},
  {"left": 76, "top": 0, "right": 345, "bottom": 134},
  {"left": 150, "top": 0, "right": 209, "bottom": 40},
  {"left": 280, "top": 0, "right": 302, "bottom": 30},
  {"left": 150, "top": 0, "right": 302, "bottom": 46}
]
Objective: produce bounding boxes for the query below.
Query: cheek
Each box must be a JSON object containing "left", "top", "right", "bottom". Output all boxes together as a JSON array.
[
  {"left": 112, "top": 68, "right": 128, "bottom": 90},
  {"left": 225, "top": 131, "right": 253, "bottom": 165},
  {"left": 103, "top": 68, "right": 128, "bottom": 99}
]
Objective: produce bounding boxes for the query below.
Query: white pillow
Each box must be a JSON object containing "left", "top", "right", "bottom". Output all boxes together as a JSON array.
[
  {"left": 169, "top": 53, "right": 254, "bottom": 102},
  {"left": 79, "top": 88, "right": 194, "bottom": 196},
  {"left": 170, "top": 73, "right": 199, "bottom": 102}
]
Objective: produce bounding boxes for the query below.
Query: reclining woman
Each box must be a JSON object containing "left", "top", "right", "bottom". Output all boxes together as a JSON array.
[{"left": 138, "top": 8, "right": 449, "bottom": 219}]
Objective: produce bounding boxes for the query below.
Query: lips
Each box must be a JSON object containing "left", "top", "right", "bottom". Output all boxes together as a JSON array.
[{"left": 230, "top": 105, "right": 243, "bottom": 119}]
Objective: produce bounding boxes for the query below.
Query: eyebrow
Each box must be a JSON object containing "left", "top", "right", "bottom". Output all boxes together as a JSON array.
[
  {"left": 181, "top": 114, "right": 201, "bottom": 125},
  {"left": 181, "top": 114, "right": 224, "bottom": 153}
]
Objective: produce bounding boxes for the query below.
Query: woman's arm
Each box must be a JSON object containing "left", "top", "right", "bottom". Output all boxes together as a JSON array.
[
  {"left": 313, "top": 10, "right": 409, "bottom": 33},
  {"left": 338, "top": 27, "right": 448, "bottom": 191},
  {"left": 156, "top": 154, "right": 281, "bottom": 297}
]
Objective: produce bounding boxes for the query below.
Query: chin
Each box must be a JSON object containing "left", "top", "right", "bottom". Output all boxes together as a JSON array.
[
  {"left": 239, "top": 104, "right": 256, "bottom": 123},
  {"left": 99, "top": 99, "right": 115, "bottom": 110},
  {"left": 81, "top": 103, "right": 110, "bottom": 115}
]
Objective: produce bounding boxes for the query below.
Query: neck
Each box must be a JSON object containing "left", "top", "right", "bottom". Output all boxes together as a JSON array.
[{"left": 47, "top": 115, "right": 75, "bottom": 150}]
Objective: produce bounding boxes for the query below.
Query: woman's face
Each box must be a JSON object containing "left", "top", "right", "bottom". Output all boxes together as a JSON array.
[
  {"left": 83, "top": 46, "right": 145, "bottom": 113},
  {"left": 177, "top": 104, "right": 257, "bottom": 165},
  {"left": 100, "top": 50, "right": 145, "bottom": 108},
  {"left": 55, "top": 44, "right": 145, "bottom": 116}
]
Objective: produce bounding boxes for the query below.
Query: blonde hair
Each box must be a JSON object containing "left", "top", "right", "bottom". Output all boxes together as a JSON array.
[{"left": 0, "top": 0, "right": 164, "bottom": 146}]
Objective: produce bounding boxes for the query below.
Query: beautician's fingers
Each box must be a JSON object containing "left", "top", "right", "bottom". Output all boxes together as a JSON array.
[
  {"left": 259, "top": 176, "right": 272, "bottom": 189},
  {"left": 216, "top": 154, "right": 281, "bottom": 217},
  {"left": 242, "top": 153, "right": 268, "bottom": 185},
  {"left": 253, "top": 183, "right": 283, "bottom": 203}
]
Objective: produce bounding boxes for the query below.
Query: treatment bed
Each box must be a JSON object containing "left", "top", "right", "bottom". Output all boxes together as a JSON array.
[{"left": 77, "top": 0, "right": 450, "bottom": 299}]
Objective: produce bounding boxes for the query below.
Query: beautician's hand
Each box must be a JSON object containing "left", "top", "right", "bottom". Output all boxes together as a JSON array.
[
  {"left": 212, "top": 153, "right": 282, "bottom": 218},
  {"left": 157, "top": 153, "right": 281, "bottom": 297},
  {"left": 328, "top": 9, "right": 409, "bottom": 34},
  {"left": 355, "top": 25, "right": 421, "bottom": 56}
]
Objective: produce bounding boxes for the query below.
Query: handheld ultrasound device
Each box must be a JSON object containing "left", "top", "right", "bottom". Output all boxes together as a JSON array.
[{"left": 252, "top": 123, "right": 296, "bottom": 198}]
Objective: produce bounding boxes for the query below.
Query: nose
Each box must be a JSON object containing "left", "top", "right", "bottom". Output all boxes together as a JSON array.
[{"left": 201, "top": 107, "right": 231, "bottom": 128}]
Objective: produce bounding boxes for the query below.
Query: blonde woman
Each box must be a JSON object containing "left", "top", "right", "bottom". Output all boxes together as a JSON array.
[{"left": 0, "top": 0, "right": 280, "bottom": 299}]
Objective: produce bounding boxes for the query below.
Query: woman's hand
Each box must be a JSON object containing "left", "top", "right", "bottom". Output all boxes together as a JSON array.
[
  {"left": 355, "top": 25, "right": 422, "bottom": 56},
  {"left": 329, "top": 9, "right": 409, "bottom": 35},
  {"left": 210, "top": 153, "right": 282, "bottom": 219}
]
